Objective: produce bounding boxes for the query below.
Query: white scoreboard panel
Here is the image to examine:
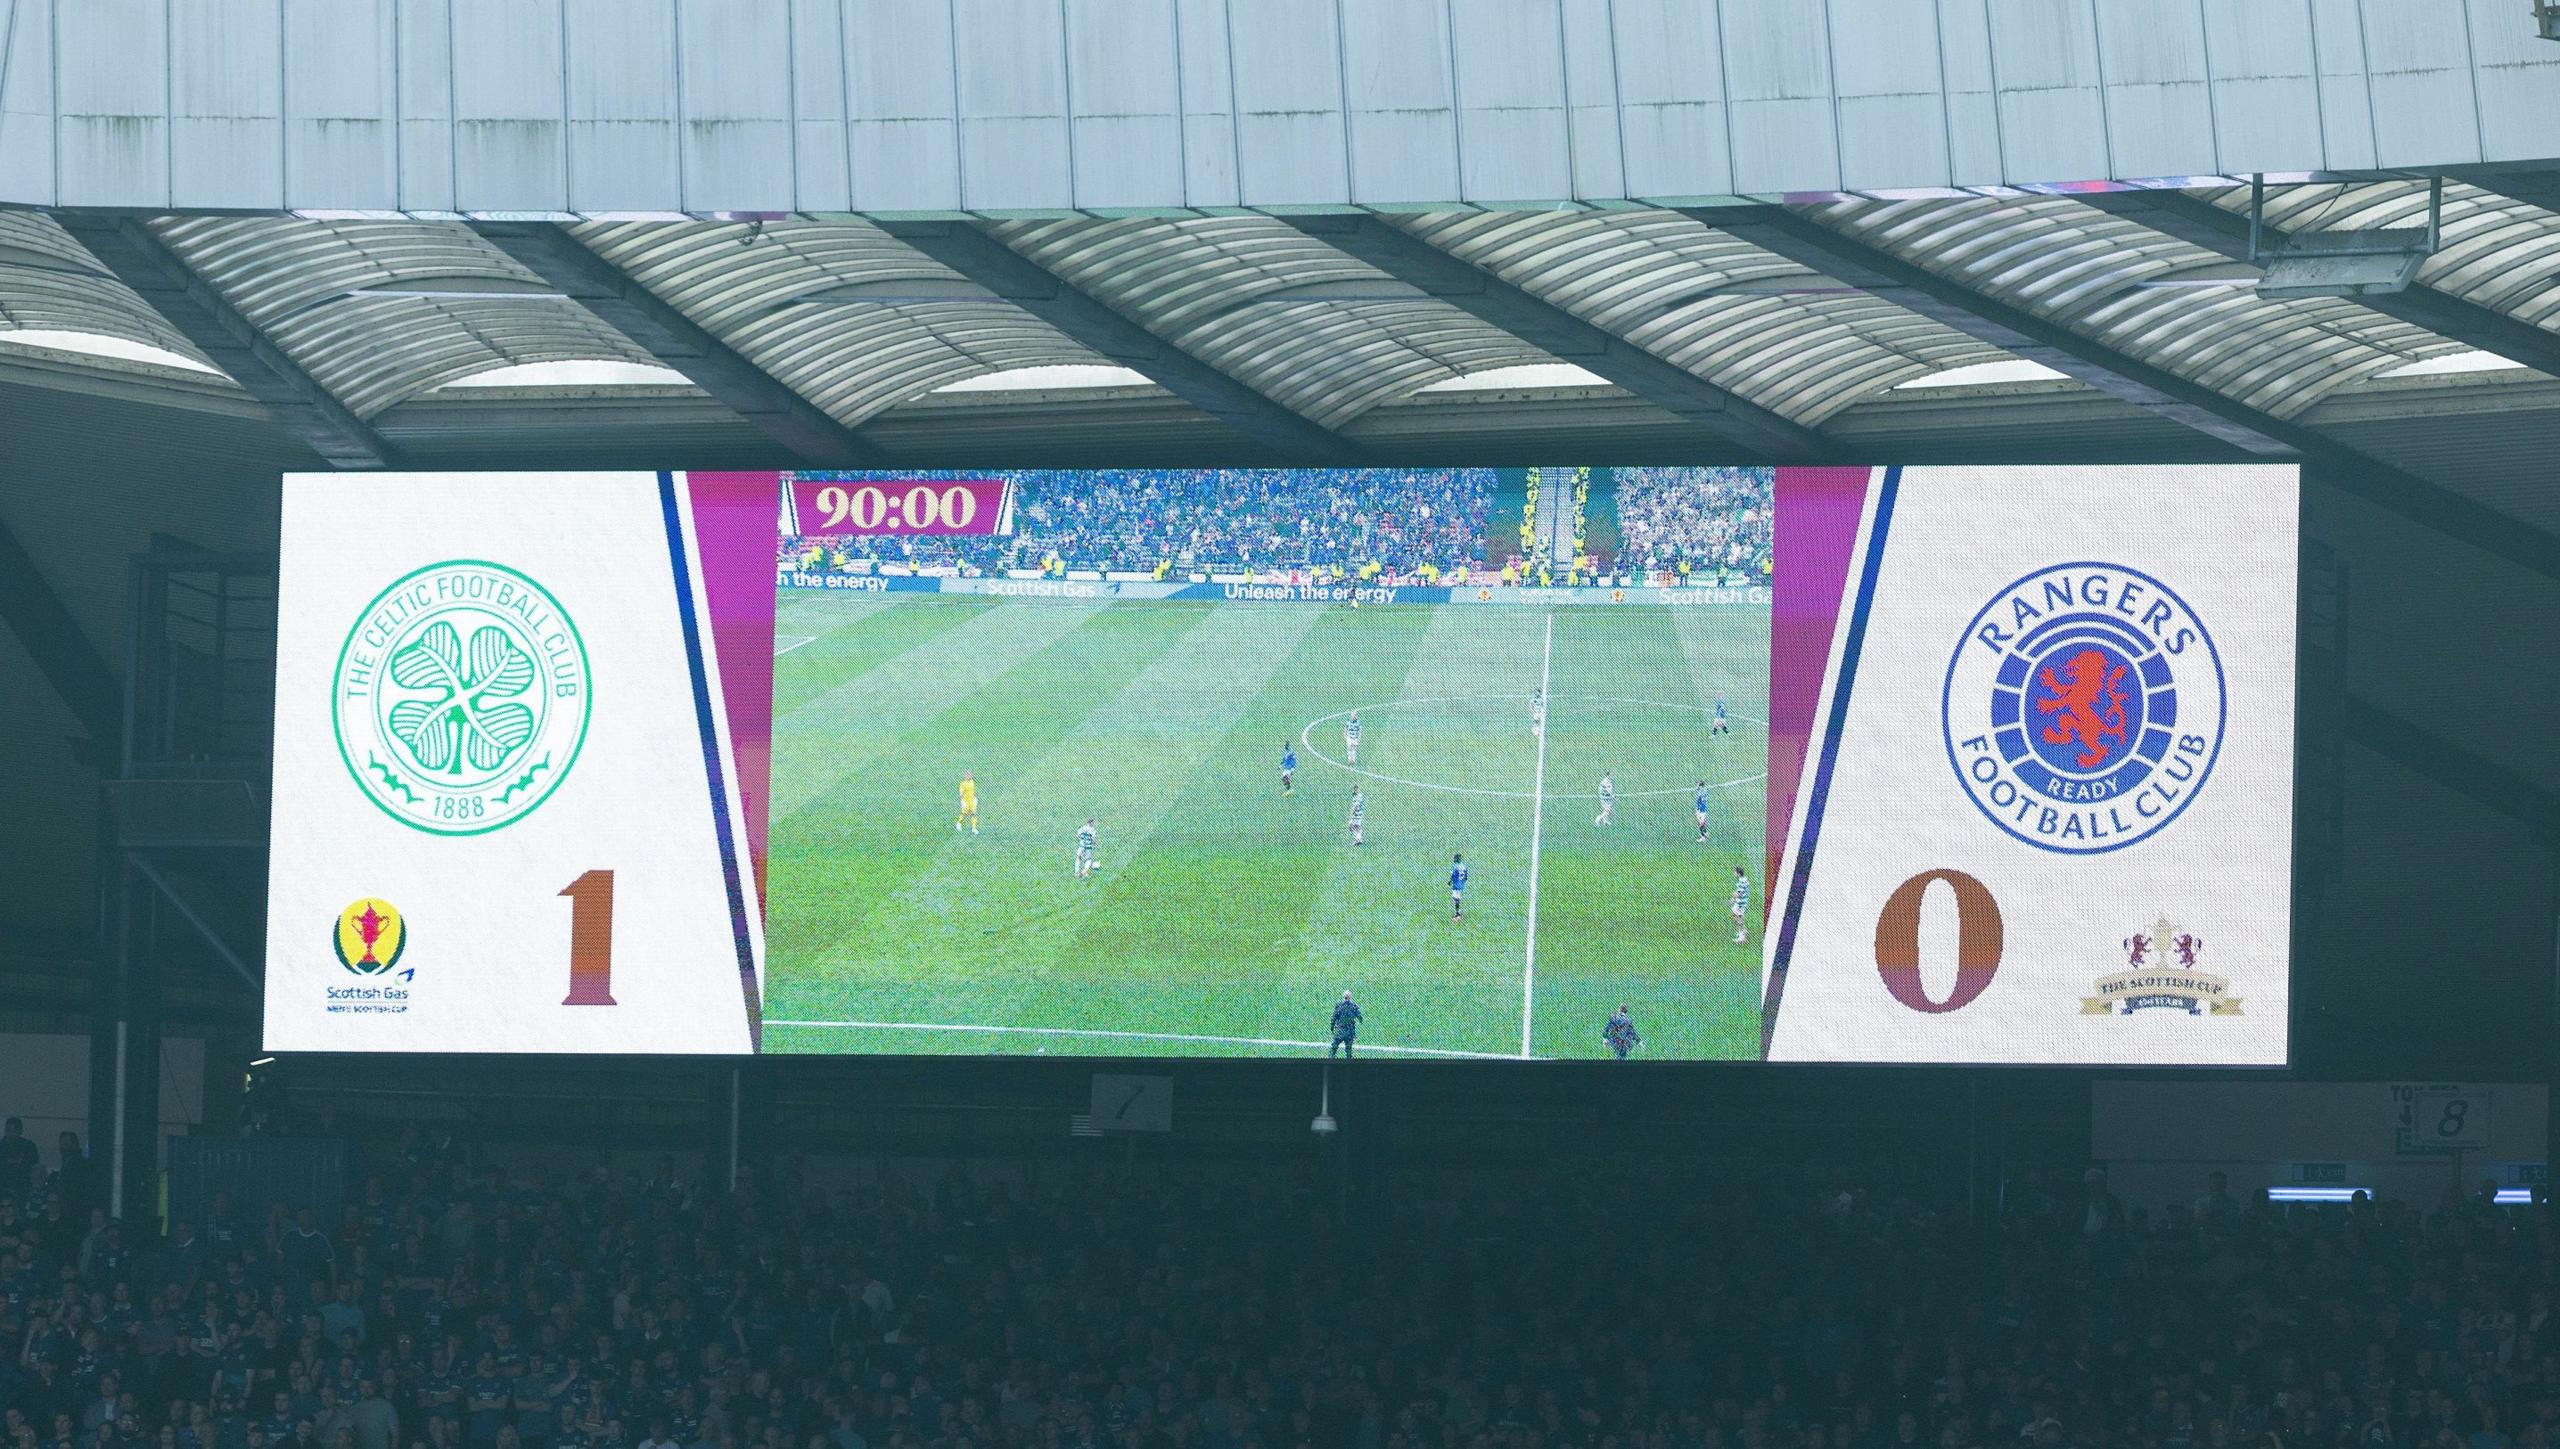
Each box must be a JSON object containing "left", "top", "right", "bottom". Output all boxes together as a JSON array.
[
  {"left": 263, "top": 473, "right": 764, "bottom": 1054},
  {"left": 1759, "top": 465, "right": 2296, "bottom": 1064}
]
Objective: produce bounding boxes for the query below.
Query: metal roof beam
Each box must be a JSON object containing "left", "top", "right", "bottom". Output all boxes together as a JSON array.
[
  {"left": 1281, "top": 214, "right": 1832, "bottom": 462},
  {"left": 53, "top": 214, "right": 401, "bottom": 470},
  {"left": 2459, "top": 172, "right": 2560, "bottom": 326},
  {"left": 1702, "top": 204, "right": 2560, "bottom": 585},
  {"left": 2329, "top": 674, "right": 2560, "bottom": 847},
  {"left": 0, "top": 513, "right": 119, "bottom": 751},
  {"left": 2470, "top": 168, "right": 2560, "bottom": 215},
  {"left": 876, "top": 221, "right": 1363, "bottom": 463},
  {"left": 2075, "top": 189, "right": 2560, "bottom": 378},
  {"left": 1704, "top": 205, "right": 2300, "bottom": 458},
  {"left": 469, "top": 222, "right": 885, "bottom": 467}
]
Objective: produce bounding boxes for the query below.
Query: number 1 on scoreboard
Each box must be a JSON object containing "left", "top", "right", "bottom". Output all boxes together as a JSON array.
[{"left": 559, "top": 870, "right": 618, "bottom": 1006}]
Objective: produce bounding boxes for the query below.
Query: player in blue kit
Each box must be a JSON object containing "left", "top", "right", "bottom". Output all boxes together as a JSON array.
[
  {"left": 1329, "top": 991, "right": 1362, "bottom": 1058},
  {"left": 1280, "top": 742, "right": 1296, "bottom": 796},
  {"left": 1695, "top": 780, "right": 1711, "bottom": 843},
  {"left": 1603, "top": 1004, "right": 1641, "bottom": 1060},
  {"left": 1449, "top": 852, "right": 1468, "bottom": 921},
  {"left": 1711, "top": 698, "right": 1731, "bottom": 737}
]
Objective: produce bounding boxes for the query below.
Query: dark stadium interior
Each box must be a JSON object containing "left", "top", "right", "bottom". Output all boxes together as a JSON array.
[{"left": 13, "top": 9, "right": 2560, "bottom": 1443}]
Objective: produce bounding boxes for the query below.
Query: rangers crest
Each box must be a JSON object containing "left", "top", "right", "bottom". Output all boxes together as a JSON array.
[{"left": 1942, "top": 562, "right": 2225, "bottom": 855}]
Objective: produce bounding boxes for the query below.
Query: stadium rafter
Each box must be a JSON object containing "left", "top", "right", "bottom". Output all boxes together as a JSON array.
[
  {"left": 875, "top": 221, "right": 1365, "bottom": 464},
  {"left": 1700, "top": 205, "right": 2560, "bottom": 587},
  {"left": 2463, "top": 169, "right": 2560, "bottom": 266},
  {"left": 2074, "top": 189, "right": 2560, "bottom": 381},
  {"left": 469, "top": 222, "right": 886, "bottom": 468},
  {"left": 1279, "top": 214, "right": 1834, "bottom": 463},
  {"left": 52, "top": 214, "right": 400, "bottom": 470},
  {"left": 0, "top": 514, "right": 120, "bottom": 752}
]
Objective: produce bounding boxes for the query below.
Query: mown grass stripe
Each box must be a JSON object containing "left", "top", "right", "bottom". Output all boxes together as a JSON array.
[
  {"left": 763, "top": 602, "right": 1216, "bottom": 994},
  {"left": 1268, "top": 606, "right": 1546, "bottom": 1056},
  {"left": 1528, "top": 605, "right": 1767, "bottom": 1059},
  {"left": 769, "top": 598, "right": 1105, "bottom": 820},
  {"left": 1060, "top": 603, "right": 1440, "bottom": 1045},
  {"left": 769, "top": 594, "right": 994, "bottom": 717},
  {"left": 773, "top": 602, "right": 1320, "bottom": 1031}
]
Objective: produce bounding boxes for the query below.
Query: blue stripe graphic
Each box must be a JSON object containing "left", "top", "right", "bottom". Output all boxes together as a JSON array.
[
  {"left": 659, "top": 473, "right": 764, "bottom": 1052},
  {"left": 1760, "top": 467, "right": 1900, "bottom": 1058}
]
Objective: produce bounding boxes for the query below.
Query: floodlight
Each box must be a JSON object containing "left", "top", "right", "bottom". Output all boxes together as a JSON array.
[
  {"left": 2248, "top": 176, "right": 2440, "bottom": 300},
  {"left": 2256, "top": 247, "right": 2427, "bottom": 300}
]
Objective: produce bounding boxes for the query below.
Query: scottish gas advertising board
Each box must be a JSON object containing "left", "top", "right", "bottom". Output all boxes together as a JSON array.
[{"left": 264, "top": 465, "right": 2294, "bottom": 1062}]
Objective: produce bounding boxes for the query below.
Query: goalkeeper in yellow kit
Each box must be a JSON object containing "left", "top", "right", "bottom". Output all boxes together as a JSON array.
[{"left": 956, "top": 772, "right": 979, "bottom": 834}]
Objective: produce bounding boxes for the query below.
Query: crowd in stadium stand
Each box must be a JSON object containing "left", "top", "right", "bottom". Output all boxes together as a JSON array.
[
  {"left": 782, "top": 470, "right": 1491, "bottom": 580},
  {"left": 8, "top": 1114, "right": 2560, "bottom": 1449},
  {"left": 1609, "top": 468, "right": 1772, "bottom": 579}
]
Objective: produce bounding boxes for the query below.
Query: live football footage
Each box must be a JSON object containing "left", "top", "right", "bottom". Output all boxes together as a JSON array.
[{"left": 762, "top": 466, "right": 1772, "bottom": 1060}]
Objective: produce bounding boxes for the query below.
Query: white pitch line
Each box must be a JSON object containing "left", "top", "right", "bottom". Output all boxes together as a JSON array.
[
  {"left": 765, "top": 1018, "right": 1526, "bottom": 1059},
  {"left": 773, "top": 634, "right": 818, "bottom": 657},
  {"left": 1520, "top": 613, "right": 1554, "bottom": 1059}
]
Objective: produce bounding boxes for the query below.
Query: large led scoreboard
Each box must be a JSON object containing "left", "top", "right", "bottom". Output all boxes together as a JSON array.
[{"left": 266, "top": 465, "right": 2296, "bottom": 1062}]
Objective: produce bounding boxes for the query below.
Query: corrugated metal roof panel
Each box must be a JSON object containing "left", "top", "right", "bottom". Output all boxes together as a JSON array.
[
  {"left": 574, "top": 220, "right": 1106, "bottom": 426},
  {"left": 988, "top": 217, "right": 1555, "bottom": 429},
  {"left": 1395, "top": 209, "right": 2012, "bottom": 424},
  {"left": 0, "top": 213, "right": 228, "bottom": 374},
  {"left": 150, "top": 218, "right": 661, "bottom": 417}
]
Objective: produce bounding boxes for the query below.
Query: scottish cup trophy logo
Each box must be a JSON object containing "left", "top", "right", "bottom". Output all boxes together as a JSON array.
[
  {"left": 331, "top": 898, "right": 408, "bottom": 977},
  {"left": 2080, "top": 914, "right": 2241, "bottom": 1017}
]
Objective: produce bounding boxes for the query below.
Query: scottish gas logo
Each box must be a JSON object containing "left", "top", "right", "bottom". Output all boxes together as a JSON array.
[
  {"left": 1942, "top": 562, "right": 2224, "bottom": 855},
  {"left": 332, "top": 560, "right": 591, "bottom": 835}
]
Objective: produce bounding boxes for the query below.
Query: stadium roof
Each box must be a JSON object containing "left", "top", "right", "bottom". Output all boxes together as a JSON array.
[{"left": 5, "top": 175, "right": 2560, "bottom": 517}]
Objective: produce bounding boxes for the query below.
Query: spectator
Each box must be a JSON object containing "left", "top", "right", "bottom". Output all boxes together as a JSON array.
[
  {"left": 346, "top": 1379, "right": 396, "bottom": 1449},
  {"left": 781, "top": 468, "right": 1496, "bottom": 580},
  {"left": 316, "top": 1281, "right": 363, "bottom": 1345},
  {"left": 0, "top": 1117, "right": 37, "bottom": 1201},
  {"left": 274, "top": 1208, "right": 334, "bottom": 1296},
  {"left": 11, "top": 1113, "right": 2560, "bottom": 1449},
  {"left": 51, "top": 1131, "right": 96, "bottom": 1220},
  {"left": 1611, "top": 466, "right": 1773, "bottom": 578},
  {"left": 2195, "top": 1168, "right": 2241, "bottom": 1225}
]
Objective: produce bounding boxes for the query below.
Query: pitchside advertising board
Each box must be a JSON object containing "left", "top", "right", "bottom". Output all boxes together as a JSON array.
[{"left": 264, "top": 465, "right": 2295, "bottom": 1063}]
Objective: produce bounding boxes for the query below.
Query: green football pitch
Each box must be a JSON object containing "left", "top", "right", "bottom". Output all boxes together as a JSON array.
[{"left": 760, "top": 591, "right": 1769, "bottom": 1060}]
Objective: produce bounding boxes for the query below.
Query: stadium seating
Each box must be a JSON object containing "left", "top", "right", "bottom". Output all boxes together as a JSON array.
[
  {"left": 0, "top": 1124, "right": 2540, "bottom": 1449},
  {"left": 786, "top": 469, "right": 1492, "bottom": 578},
  {"left": 779, "top": 469, "right": 1774, "bottom": 584},
  {"left": 1610, "top": 468, "right": 1773, "bottom": 579}
]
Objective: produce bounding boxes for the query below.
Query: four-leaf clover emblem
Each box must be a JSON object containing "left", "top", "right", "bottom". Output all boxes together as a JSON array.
[{"left": 385, "top": 620, "right": 540, "bottom": 777}]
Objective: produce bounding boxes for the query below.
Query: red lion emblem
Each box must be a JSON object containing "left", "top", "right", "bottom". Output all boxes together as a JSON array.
[{"left": 2034, "top": 648, "right": 2130, "bottom": 768}]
